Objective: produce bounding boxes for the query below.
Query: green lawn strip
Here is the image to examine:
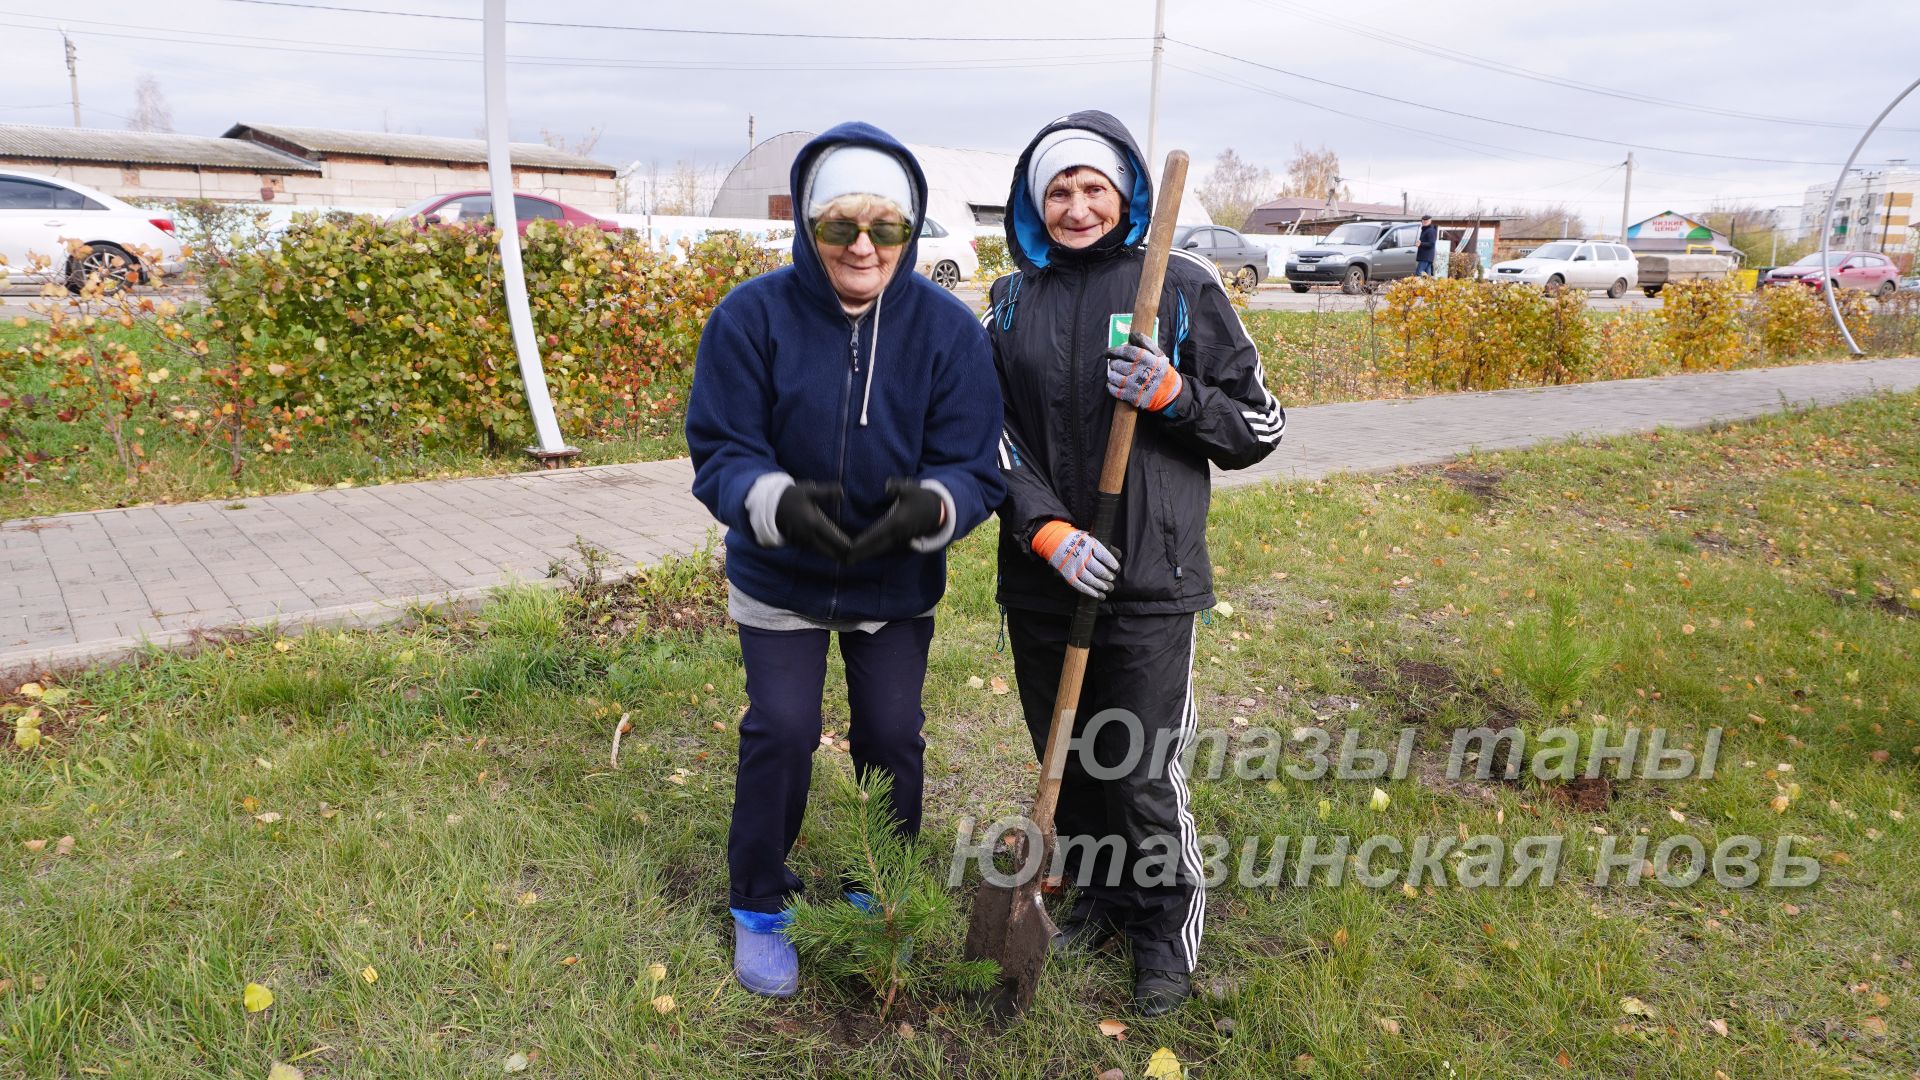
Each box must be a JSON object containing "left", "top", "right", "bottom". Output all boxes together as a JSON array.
[
  {"left": 3, "top": 393, "right": 1916, "bottom": 1078},
  {"left": 0, "top": 318, "right": 685, "bottom": 522}
]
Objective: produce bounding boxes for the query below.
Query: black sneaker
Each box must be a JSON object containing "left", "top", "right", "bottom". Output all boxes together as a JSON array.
[
  {"left": 1131, "top": 967, "right": 1192, "bottom": 1018},
  {"left": 1048, "top": 915, "right": 1118, "bottom": 957}
]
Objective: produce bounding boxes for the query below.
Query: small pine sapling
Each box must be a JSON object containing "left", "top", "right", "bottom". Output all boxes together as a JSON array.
[{"left": 785, "top": 768, "right": 997, "bottom": 1018}]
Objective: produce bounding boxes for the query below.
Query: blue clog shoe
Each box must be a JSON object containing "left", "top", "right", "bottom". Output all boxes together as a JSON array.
[{"left": 731, "top": 908, "right": 798, "bottom": 997}]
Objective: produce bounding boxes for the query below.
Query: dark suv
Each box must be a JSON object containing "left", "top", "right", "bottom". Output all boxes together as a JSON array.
[{"left": 1284, "top": 221, "right": 1422, "bottom": 294}]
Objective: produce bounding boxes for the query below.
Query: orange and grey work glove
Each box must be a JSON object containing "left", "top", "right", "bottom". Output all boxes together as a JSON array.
[
  {"left": 1031, "top": 520, "right": 1119, "bottom": 598},
  {"left": 1103, "top": 332, "right": 1183, "bottom": 412}
]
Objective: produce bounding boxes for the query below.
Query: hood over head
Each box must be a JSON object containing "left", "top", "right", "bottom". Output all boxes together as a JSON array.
[
  {"left": 1004, "top": 109, "right": 1153, "bottom": 271},
  {"left": 787, "top": 122, "right": 928, "bottom": 314}
]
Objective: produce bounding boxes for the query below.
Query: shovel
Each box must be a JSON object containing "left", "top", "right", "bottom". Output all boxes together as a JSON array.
[{"left": 963, "top": 149, "right": 1191, "bottom": 1021}]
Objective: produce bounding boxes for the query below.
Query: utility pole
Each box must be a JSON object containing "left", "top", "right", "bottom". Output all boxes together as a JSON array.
[
  {"left": 747, "top": 114, "right": 755, "bottom": 151},
  {"left": 62, "top": 31, "right": 81, "bottom": 127},
  {"left": 1401, "top": 190, "right": 1408, "bottom": 215},
  {"left": 1619, "top": 152, "right": 1633, "bottom": 242},
  {"left": 1145, "top": 0, "right": 1166, "bottom": 169}
]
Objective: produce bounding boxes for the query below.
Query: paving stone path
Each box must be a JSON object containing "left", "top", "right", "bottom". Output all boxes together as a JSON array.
[{"left": 4, "top": 357, "right": 1917, "bottom": 678}]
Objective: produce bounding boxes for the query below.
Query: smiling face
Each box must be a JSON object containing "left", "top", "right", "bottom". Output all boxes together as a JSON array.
[
  {"left": 812, "top": 194, "right": 908, "bottom": 313},
  {"left": 1043, "top": 167, "right": 1123, "bottom": 249}
]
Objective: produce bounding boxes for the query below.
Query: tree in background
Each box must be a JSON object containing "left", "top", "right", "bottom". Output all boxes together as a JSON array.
[
  {"left": 540, "top": 127, "right": 604, "bottom": 158},
  {"left": 1196, "top": 148, "right": 1275, "bottom": 230},
  {"left": 1690, "top": 204, "right": 1807, "bottom": 266},
  {"left": 635, "top": 162, "right": 722, "bottom": 217},
  {"left": 126, "top": 74, "right": 173, "bottom": 134},
  {"left": 1280, "top": 143, "right": 1347, "bottom": 203},
  {"left": 1484, "top": 204, "right": 1587, "bottom": 239}
]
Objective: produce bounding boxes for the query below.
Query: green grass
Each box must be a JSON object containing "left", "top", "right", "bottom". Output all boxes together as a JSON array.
[
  {"left": 0, "top": 318, "right": 686, "bottom": 521},
  {"left": 4, "top": 391, "right": 1919, "bottom": 1077}
]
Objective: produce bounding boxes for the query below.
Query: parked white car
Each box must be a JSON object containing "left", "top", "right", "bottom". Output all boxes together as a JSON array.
[
  {"left": 0, "top": 168, "right": 184, "bottom": 289},
  {"left": 759, "top": 214, "right": 978, "bottom": 289},
  {"left": 1491, "top": 240, "right": 1639, "bottom": 298},
  {"left": 913, "top": 215, "right": 977, "bottom": 289}
]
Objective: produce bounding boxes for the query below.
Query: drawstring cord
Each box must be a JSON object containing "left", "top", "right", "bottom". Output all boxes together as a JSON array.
[{"left": 859, "top": 289, "right": 881, "bottom": 427}]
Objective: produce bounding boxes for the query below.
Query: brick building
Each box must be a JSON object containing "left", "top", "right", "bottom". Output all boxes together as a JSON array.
[{"left": 0, "top": 122, "right": 617, "bottom": 212}]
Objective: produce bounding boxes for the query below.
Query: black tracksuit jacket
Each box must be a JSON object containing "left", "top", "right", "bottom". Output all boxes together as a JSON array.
[{"left": 987, "top": 110, "right": 1285, "bottom": 615}]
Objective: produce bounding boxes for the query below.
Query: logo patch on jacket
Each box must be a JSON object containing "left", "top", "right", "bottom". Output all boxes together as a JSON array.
[{"left": 1107, "top": 313, "right": 1161, "bottom": 349}]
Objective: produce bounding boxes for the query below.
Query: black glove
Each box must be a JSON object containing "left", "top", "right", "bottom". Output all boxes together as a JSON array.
[
  {"left": 774, "top": 481, "right": 852, "bottom": 561},
  {"left": 845, "top": 478, "right": 946, "bottom": 563}
]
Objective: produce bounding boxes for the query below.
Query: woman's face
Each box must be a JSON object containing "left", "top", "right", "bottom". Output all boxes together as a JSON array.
[
  {"left": 1043, "top": 167, "right": 1123, "bottom": 249},
  {"left": 815, "top": 204, "right": 907, "bottom": 311}
]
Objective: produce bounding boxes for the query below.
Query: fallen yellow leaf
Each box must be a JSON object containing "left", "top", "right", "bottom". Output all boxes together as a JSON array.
[
  {"left": 1619, "top": 996, "right": 1652, "bottom": 1017},
  {"left": 1331, "top": 927, "right": 1349, "bottom": 950},
  {"left": 273, "top": 640, "right": 292, "bottom": 653},
  {"left": 1376, "top": 1016, "right": 1402, "bottom": 1035},
  {"left": 1369, "top": 787, "right": 1391, "bottom": 811},
  {"left": 268, "top": 1064, "right": 305, "bottom": 1080},
  {"left": 1708, "top": 1018, "right": 1729, "bottom": 1037},
  {"left": 243, "top": 982, "right": 274, "bottom": 1013},
  {"left": 651, "top": 994, "right": 676, "bottom": 1014},
  {"left": 1145, "top": 1047, "right": 1184, "bottom": 1080},
  {"left": 360, "top": 966, "right": 378, "bottom": 984},
  {"left": 647, "top": 962, "right": 667, "bottom": 983}
]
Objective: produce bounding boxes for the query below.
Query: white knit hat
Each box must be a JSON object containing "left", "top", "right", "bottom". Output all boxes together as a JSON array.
[
  {"left": 1027, "top": 128, "right": 1129, "bottom": 214},
  {"left": 805, "top": 145, "right": 914, "bottom": 218}
]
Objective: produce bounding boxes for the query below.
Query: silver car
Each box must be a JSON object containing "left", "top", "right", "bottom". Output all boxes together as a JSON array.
[{"left": 1172, "top": 224, "right": 1269, "bottom": 290}]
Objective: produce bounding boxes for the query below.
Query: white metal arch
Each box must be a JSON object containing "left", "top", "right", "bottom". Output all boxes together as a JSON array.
[
  {"left": 484, "top": 0, "right": 576, "bottom": 461},
  {"left": 1820, "top": 75, "right": 1920, "bottom": 357}
]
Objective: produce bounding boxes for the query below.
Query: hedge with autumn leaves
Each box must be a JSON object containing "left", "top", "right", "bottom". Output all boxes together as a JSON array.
[
  {"left": 1374, "top": 277, "right": 1909, "bottom": 393},
  {"left": 206, "top": 218, "right": 782, "bottom": 451},
  {"left": 0, "top": 217, "right": 782, "bottom": 488}
]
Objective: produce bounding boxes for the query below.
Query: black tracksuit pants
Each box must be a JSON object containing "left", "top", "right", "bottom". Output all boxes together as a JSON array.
[
  {"left": 1007, "top": 609, "right": 1204, "bottom": 973},
  {"left": 727, "top": 617, "right": 934, "bottom": 914}
]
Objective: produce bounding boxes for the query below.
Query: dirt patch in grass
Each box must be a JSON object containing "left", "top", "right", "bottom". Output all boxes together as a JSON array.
[
  {"left": 1546, "top": 775, "right": 1614, "bottom": 811},
  {"left": 1350, "top": 657, "right": 1465, "bottom": 726},
  {"left": 549, "top": 539, "right": 730, "bottom": 639},
  {"left": 1440, "top": 467, "right": 1505, "bottom": 503}
]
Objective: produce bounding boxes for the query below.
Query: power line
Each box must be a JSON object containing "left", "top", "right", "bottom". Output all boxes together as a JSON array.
[
  {"left": 220, "top": 0, "right": 1151, "bottom": 42},
  {"left": 1245, "top": 0, "right": 1919, "bottom": 135},
  {"left": 1, "top": 17, "right": 1140, "bottom": 72},
  {"left": 1172, "top": 61, "right": 1815, "bottom": 207},
  {"left": 1170, "top": 39, "right": 1903, "bottom": 169}
]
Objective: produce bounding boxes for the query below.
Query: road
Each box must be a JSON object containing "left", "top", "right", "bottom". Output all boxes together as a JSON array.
[
  {"left": 951, "top": 281, "right": 1665, "bottom": 313},
  {"left": 7, "top": 279, "right": 1661, "bottom": 318}
]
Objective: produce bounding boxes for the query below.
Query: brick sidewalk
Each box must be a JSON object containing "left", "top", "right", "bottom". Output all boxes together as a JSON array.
[{"left": 4, "top": 357, "right": 1917, "bottom": 678}]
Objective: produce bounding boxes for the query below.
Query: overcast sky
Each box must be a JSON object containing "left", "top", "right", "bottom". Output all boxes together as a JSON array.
[{"left": 3, "top": 0, "right": 1916, "bottom": 230}]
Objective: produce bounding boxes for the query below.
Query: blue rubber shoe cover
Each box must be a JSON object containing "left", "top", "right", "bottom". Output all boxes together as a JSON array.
[{"left": 730, "top": 908, "right": 798, "bottom": 997}]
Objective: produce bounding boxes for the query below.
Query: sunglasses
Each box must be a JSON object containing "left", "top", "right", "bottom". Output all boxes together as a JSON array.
[{"left": 812, "top": 218, "right": 912, "bottom": 247}]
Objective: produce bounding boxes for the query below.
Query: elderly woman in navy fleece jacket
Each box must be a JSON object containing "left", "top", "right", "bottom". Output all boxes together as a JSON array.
[{"left": 685, "top": 122, "right": 1004, "bottom": 997}]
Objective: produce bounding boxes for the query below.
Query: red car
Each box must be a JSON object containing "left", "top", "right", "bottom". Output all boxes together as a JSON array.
[
  {"left": 391, "top": 191, "right": 620, "bottom": 235},
  {"left": 1760, "top": 250, "right": 1900, "bottom": 297}
]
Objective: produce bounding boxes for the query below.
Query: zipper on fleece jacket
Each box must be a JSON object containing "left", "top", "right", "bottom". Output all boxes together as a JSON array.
[
  {"left": 1067, "top": 269, "right": 1090, "bottom": 526},
  {"left": 827, "top": 313, "right": 861, "bottom": 620}
]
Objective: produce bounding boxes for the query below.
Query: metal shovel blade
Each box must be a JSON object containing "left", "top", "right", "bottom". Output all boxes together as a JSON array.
[{"left": 963, "top": 874, "right": 1058, "bottom": 1021}]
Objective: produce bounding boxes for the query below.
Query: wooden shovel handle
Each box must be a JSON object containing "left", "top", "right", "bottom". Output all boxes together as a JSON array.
[{"left": 1030, "top": 150, "right": 1190, "bottom": 837}]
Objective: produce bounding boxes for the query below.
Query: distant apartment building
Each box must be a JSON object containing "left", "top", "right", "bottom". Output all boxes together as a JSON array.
[{"left": 1800, "top": 165, "right": 1916, "bottom": 260}]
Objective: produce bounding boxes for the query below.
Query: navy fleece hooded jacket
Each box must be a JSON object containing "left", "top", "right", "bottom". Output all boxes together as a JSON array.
[{"left": 686, "top": 123, "right": 1004, "bottom": 623}]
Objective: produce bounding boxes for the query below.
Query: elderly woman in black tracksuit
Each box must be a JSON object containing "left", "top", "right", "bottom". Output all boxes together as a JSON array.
[{"left": 984, "top": 110, "right": 1283, "bottom": 1016}]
